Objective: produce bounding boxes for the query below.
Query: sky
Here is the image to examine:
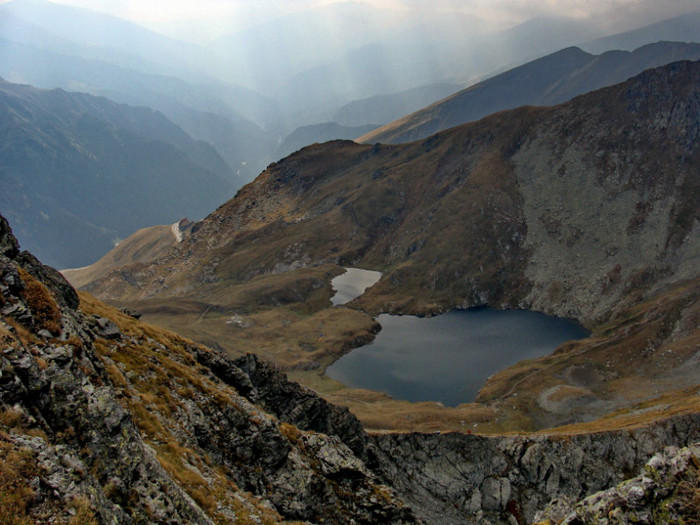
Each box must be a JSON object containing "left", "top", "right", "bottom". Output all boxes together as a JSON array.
[{"left": 4, "top": 0, "right": 700, "bottom": 43}]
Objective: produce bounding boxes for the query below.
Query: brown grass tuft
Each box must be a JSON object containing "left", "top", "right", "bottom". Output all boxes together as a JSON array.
[
  {"left": 0, "top": 440, "right": 38, "bottom": 525},
  {"left": 18, "top": 268, "right": 61, "bottom": 335},
  {"left": 679, "top": 464, "right": 700, "bottom": 525}
]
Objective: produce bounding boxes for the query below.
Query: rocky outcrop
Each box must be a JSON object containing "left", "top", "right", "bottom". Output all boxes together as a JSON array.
[
  {"left": 1, "top": 235, "right": 220, "bottom": 524},
  {"left": 232, "top": 352, "right": 370, "bottom": 459},
  {"left": 371, "top": 414, "right": 700, "bottom": 524},
  {"left": 537, "top": 444, "right": 700, "bottom": 524}
]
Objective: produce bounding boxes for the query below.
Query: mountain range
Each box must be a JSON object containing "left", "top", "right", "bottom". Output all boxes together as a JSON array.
[
  {"left": 75, "top": 60, "right": 700, "bottom": 433},
  {"left": 359, "top": 41, "right": 700, "bottom": 144},
  {"left": 0, "top": 79, "right": 233, "bottom": 269},
  {"left": 5, "top": 0, "right": 700, "bottom": 178}
]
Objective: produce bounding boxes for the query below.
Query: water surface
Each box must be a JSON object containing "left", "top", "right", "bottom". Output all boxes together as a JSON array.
[{"left": 326, "top": 308, "right": 589, "bottom": 406}]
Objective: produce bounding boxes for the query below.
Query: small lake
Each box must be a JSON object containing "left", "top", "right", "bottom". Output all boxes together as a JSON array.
[
  {"left": 331, "top": 268, "right": 382, "bottom": 305},
  {"left": 326, "top": 308, "right": 589, "bottom": 406}
]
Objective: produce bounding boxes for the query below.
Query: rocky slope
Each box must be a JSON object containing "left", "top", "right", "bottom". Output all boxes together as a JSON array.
[
  {"left": 2, "top": 213, "right": 700, "bottom": 524},
  {"left": 87, "top": 59, "right": 700, "bottom": 323}
]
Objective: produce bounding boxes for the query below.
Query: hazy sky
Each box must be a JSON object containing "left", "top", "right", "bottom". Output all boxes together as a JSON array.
[{"left": 5, "top": 0, "right": 700, "bottom": 42}]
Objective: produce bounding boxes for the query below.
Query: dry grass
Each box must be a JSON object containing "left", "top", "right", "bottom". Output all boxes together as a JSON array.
[
  {"left": 540, "top": 386, "right": 700, "bottom": 435},
  {"left": 129, "top": 295, "right": 378, "bottom": 371},
  {"left": 679, "top": 465, "right": 700, "bottom": 525},
  {"left": 18, "top": 267, "right": 61, "bottom": 335},
  {"left": 2, "top": 318, "right": 37, "bottom": 347},
  {"left": 0, "top": 439, "right": 38, "bottom": 525},
  {"left": 321, "top": 387, "right": 498, "bottom": 433},
  {"left": 67, "top": 497, "right": 98, "bottom": 525}
]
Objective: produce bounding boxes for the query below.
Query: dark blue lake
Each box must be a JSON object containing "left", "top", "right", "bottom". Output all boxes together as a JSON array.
[{"left": 326, "top": 308, "right": 589, "bottom": 406}]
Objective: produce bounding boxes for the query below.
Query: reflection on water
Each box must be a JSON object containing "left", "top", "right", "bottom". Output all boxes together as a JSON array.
[
  {"left": 326, "top": 308, "right": 589, "bottom": 406},
  {"left": 331, "top": 267, "right": 382, "bottom": 305}
]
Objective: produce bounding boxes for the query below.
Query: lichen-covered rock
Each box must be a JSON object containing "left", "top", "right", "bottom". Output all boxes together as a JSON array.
[
  {"left": 539, "top": 445, "right": 700, "bottom": 524},
  {"left": 371, "top": 419, "right": 700, "bottom": 525}
]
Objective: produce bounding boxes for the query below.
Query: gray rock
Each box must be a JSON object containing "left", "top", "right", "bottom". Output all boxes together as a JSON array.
[{"left": 93, "top": 316, "right": 121, "bottom": 339}]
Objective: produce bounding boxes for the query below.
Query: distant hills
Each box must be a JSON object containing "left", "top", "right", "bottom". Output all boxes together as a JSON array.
[
  {"left": 0, "top": 0, "right": 279, "bottom": 181},
  {"left": 0, "top": 79, "right": 233, "bottom": 268},
  {"left": 359, "top": 41, "right": 700, "bottom": 144},
  {"left": 3, "top": 0, "right": 700, "bottom": 170},
  {"left": 583, "top": 11, "right": 700, "bottom": 53}
]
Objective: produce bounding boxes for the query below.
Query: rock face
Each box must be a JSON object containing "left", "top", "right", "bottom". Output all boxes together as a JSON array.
[
  {"left": 538, "top": 444, "right": 700, "bottom": 525},
  {"left": 371, "top": 417, "right": 700, "bottom": 524}
]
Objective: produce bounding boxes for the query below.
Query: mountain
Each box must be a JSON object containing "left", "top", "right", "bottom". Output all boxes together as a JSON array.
[
  {"left": 0, "top": 79, "right": 233, "bottom": 269},
  {"left": 80, "top": 60, "right": 700, "bottom": 433},
  {"left": 0, "top": 0, "right": 215, "bottom": 82},
  {"left": 583, "top": 10, "right": 700, "bottom": 54},
  {"left": 0, "top": 0, "right": 282, "bottom": 181},
  {"left": 333, "top": 82, "right": 463, "bottom": 127},
  {"left": 0, "top": 37, "right": 278, "bottom": 181},
  {"left": 2, "top": 210, "right": 700, "bottom": 525},
  {"left": 276, "top": 122, "right": 378, "bottom": 159},
  {"left": 359, "top": 41, "right": 700, "bottom": 144}
]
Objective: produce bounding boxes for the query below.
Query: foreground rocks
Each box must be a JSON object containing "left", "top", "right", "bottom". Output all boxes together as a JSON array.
[
  {"left": 537, "top": 444, "right": 700, "bottom": 524},
  {"left": 371, "top": 418, "right": 700, "bottom": 524}
]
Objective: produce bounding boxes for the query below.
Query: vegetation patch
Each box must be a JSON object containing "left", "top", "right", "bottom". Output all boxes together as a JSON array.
[
  {"left": 18, "top": 267, "right": 61, "bottom": 334},
  {"left": 0, "top": 438, "right": 37, "bottom": 525}
]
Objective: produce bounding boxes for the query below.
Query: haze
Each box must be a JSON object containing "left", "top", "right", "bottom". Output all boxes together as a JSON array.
[
  {"left": 3, "top": 0, "right": 700, "bottom": 42},
  {"left": 2, "top": 0, "right": 700, "bottom": 160}
]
